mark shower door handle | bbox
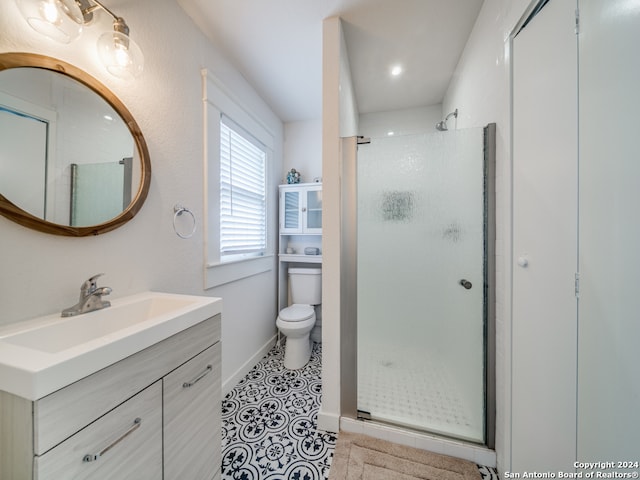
[459,279,472,290]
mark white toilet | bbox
[276,267,322,369]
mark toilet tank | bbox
[289,268,322,305]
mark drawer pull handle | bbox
[183,365,213,388]
[82,417,142,463]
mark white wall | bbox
[358,105,442,138]
[280,105,442,183]
[283,119,322,183]
[0,0,283,390]
[442,0,532,471]
[318,16,359,433]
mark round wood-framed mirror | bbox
[0,52,151,236]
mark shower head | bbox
[435,109,458,131]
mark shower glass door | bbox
[70,158,132,226]
[356,127,487,443]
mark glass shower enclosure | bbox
[70,157,133,226]
[355,125,495,444]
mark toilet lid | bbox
[279,304,314,322]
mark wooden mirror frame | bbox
[0,52,151,236]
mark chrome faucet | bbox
[61,274,112,317]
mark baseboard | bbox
[222,334,277,397]
[317,409,340,434]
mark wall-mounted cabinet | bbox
[278,183,322,264]
[278,183,322,309]
[279,183,322,235]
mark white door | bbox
[577,0,640,463]
[0,106,47,218]
[511,0,578,471]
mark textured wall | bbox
[0,0,283,388]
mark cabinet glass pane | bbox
[306,190,322,229]
[284,191,299,229]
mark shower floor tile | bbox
[359,342,483,442]
[221,342,499,479]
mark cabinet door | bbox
[280,188,302,233]
[303,186,322,233]
[35,381,162,480]
[164,343,221,480]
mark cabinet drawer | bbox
[34,315,220,454]
[164,343,221,480]
[35,381,162,480]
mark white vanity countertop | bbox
[0,291,222,400]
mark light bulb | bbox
[97,30,144,80]
[41,1,60,23]
[114,44,131,67]
[15,0,83,43]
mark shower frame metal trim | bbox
[340,125,497,450]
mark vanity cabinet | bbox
[0,315,221,480]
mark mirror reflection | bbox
[0,67,140,227]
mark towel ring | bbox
[173,204,196,239]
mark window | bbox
[220,116,267,260]
[203,70,275,288]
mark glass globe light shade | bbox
[15,0,84,44]
[97,30,144,80]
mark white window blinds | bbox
[220,115,267,258]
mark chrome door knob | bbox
[517,257,529,268]
[459,279,472,290]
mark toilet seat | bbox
[279,304,314,322]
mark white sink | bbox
[0,292,222,400]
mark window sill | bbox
[205,254,274,289]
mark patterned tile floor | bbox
[221,343,336,479]
[221,343,499,479]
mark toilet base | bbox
[283,335,312,369]
[310,324,322,344]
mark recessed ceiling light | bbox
[391,65,403,76]
[387,131,395,136]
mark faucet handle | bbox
[80,273,105,296]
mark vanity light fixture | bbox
[14,0,84,43]
[14,0,144,80]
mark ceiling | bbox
[176,0,484,123]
